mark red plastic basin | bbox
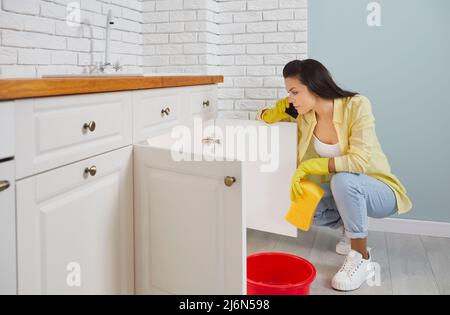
[247,252,316,295]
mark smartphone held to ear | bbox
[285,103,298,119]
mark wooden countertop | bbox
[0,75,224,101]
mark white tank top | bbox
[313,134,343,158]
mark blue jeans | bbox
[313,172,398,239]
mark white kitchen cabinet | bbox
[15,92,133,179]
[134,118,297,295]
[16,146,134,295]
[12,80,297,295]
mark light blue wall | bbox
[309,0,450,222]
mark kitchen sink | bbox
[41,73,145,78]
[40,73,211,78]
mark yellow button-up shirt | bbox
[256,95,412,214]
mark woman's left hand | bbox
[290,157,330,201]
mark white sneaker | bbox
[336,234,351,256]
[331,249,375,291]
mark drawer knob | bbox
[203,100,210,108]
[161,107,171,117]
[224,176,236,187]
[83,121,96,132]
[0,180,10,192]
[84,166,97,177]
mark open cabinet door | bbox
[212,119,298,238]
[134,144,246,295]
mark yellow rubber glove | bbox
[260,97,291,124]
[290,158,330,201]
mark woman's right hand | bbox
[257,97,291,124]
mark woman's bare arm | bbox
[328,157,336,173]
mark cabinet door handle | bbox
[202,137,221,145]
[0,180,10,192]
[224,176,236,187]
[161,107,171,117]
[203,100,210,108]
[84,166,97,177]
[83,121,96,132]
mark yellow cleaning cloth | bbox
[285,180,325,231]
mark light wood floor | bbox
[247,227,450,295]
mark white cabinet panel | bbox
[15,92,133,179]
[0,102,14,159]
[0,160,16,294]
[16,146,134,294]
[134,145,245,295]
[213,119,298,237]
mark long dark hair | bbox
[283,59,358,99]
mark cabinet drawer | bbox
[189,86,217,120]
[15,92,132,179]
[132,88,185,143]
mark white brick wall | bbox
[0,0,308,119]
[141,0,308,119]
[0,0,143,77]
[218,0,307,119]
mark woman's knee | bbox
[330,172,363,197]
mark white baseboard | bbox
[368,217,450,238]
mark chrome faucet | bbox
[92,9,121,74]
[104,10,113,69]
